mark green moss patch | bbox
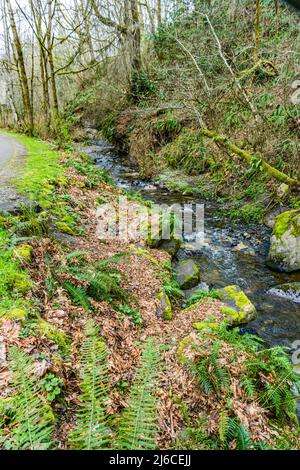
[0,229,32,316]
[273,209,300,240]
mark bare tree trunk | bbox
[254,0,261,62]
[129,0,142,101]
[157,0,162,28]
[2,0,19,125]
[30,37,34,132]
[6,0,34,134]
[47,0,59,118]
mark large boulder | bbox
[159,238,182,257]
[216,285,257,324]
[175,259,200,289]
[267,209,300,272]
[268,282,300,303]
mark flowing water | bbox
[82,140,300,349]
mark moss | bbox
[220,306,241,322]
[273,209,300,240]
[34,319,70,354]
[13,244,32,263]
[55,221,76,235]
[157,291,173,320]
[175,259,200,289]
[217,285,256,324]
[0,308,28,321]
[192,322,219,331]
[12,272,32,292]
[129,245,160,266]
[158,129,211,175]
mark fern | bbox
[195,340,229,395]
[5,347,55,450]
[225,418,253,450]
[69,320,111,450]
[61,253,130,307]
[64,251,88,263]
[63,281,92,311]
[241,375,256,399]
[219,409,229,446]
[234,423,253,450]
[196,361,213,394]
[117,338,160,450]
[245,347,300,419]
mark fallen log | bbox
[200,128,300,188]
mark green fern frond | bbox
[5,347,55,450]
[117,338,160,450]
[195,340,229,395]
[241,375,256,399]
[65,251,88,264]
[95,253,127,270]
[63,281,92,311]
[69,320,111,450]
[61,253,129,306]
[219,409,229,445]
[196,361,213,394]
[234,423,253,450]
[225,418,253,450]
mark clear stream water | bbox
[82,140,300,349]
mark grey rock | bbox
[175,259,200,289]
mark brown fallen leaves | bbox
[0,160,298,449]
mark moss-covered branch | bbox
[201,128,300,187]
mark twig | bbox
[204,13,259,120]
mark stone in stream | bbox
[267,209,300,272]
[175,259,200,289]
[216,285,257,324]
[232,242,255,255]
[159,238,182,257]
[267,282,300,303]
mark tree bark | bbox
[129,0,142,101]
[6,0,34,135]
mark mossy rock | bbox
[267,209,300,272]
[13,243,32,263]
[156,291,172,320]
[159,238,182,257]
[175,259,200,289]
[216,285,257,325]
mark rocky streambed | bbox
[81,140,300,349]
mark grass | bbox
[0,130,81,235]
[0,131,98,235]
[1,131,63,209]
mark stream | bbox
[82,140,300,351]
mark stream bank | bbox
[81,139,300,349]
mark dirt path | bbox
[0,132,27,212]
